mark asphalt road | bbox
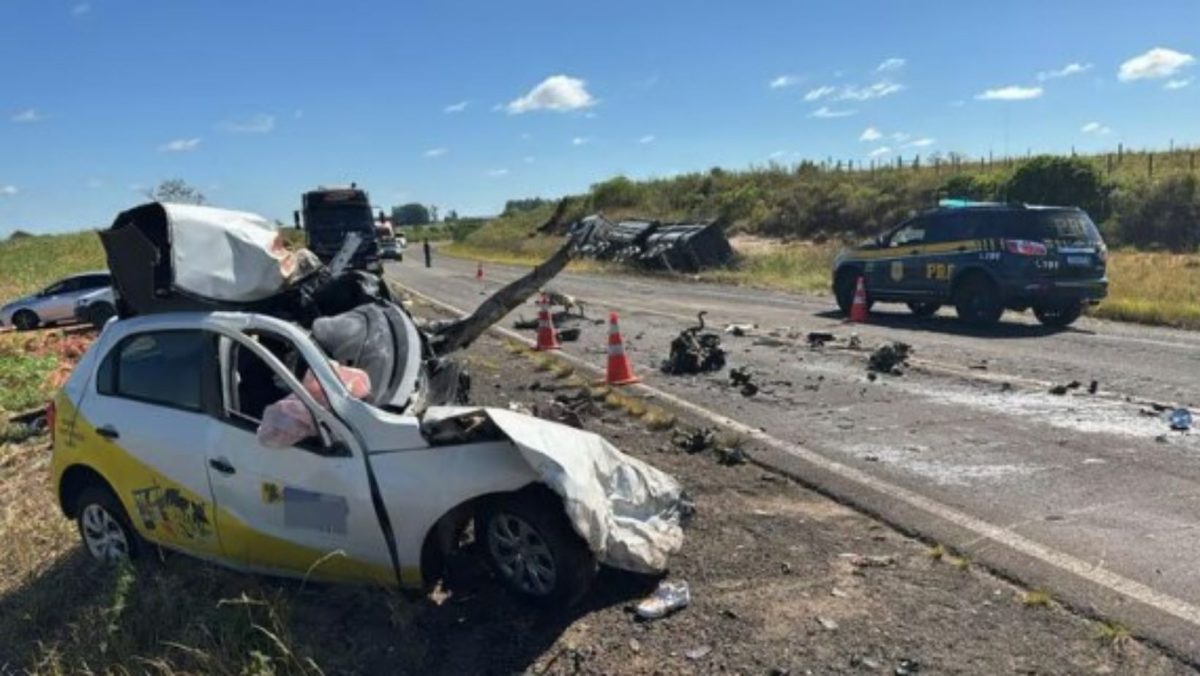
[389,254,1200,662]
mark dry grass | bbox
[1022,589,1053,607]
[643,407,677,431]
[1092,250,1200,329]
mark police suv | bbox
[832,201,1108,327]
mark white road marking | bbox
[403,282,1200,631]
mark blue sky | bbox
[1,0,1198,235]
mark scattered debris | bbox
[685,645,713,660]
[867,342,912,375]
[1048,380,1082,396]
[1088,380,1099,395]
[816,616,839,632]
[512,316,539,330]
[715,445,749,466]
[724,322,757,336]
[752,336,788,347]
[894,658,922,675]
[847,333,862,350]
[841,553,897,568]
[635,579,691,620]
[1170,408,1193,432]
[557,327,581,342]
[730,367,758,397]
[807,332,836,348]
[568,214,733,272]
[661,312,727,375]
[969,360,989,371]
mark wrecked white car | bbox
[49,202,686,607]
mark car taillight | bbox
[1003,239,1048,256]
[46,399,56,445]
[1096,245,1108,263]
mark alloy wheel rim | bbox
[487,513,557,595]
[81,504,129,562]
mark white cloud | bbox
[571,136,590,146]
[423,147,447,158]
[11,108,41,123]
[810,106,856,118]
[839,81,904,101]
[506,74,596,114]
[71,3,90,16]
[769,150,787,159]
[905,137,935,148]
[158,137,201,152]
[443,101,469,113]
[221,113,275,133]
[1119,47,1195,82]
[1164,78,1192,90]
[876,58,906,72]
[868,146,892,158]
[804,85,837,101]
[975,85,1043,101]
[487,168,509,177]
[1037,62,1093,81]
[859,126,882,141]
[638,134,656,144]
[1081,121,1112,135]
[0,185,17,196]
[890,131,911,142]
[769,75,800,89]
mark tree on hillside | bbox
[1114,174,1200,251]
[1004,156,1110,220]
[392,203,431,226]
[445,209,459,222]
[150,179,206,205]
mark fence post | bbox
[1191,152,1196,172]
[1106,153,1113,173]
[1118,143,1123,163]
[1148,153,1154,179]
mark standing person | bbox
[423,238,432,268]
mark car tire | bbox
[1033,303,1083,328]
[478,489,597,608]
[75,485,140,563]
[12,309,40,331]
[834,269,861,315]
[954,274,1004,326]
[906,302,941,318]
[84,301,116,329]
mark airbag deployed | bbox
[422,406,685,574]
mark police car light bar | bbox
[937,198,1007,209]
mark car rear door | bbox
[914,212,974,299]
[204,332,397,586]
[78,329,225,558]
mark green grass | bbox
[0,231,106,301]
[0,334,60,414]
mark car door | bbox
[36,278,80,322]
[906,213,965,299]
[876,218,930,298]
[204,331,397,586]
[79,329,225,558]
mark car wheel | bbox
[12,309,39,331]
[76,486,139,563]
[84,301,116,329]
[1033,303,1083,328]
[478,490,597,608]
[906,302,941,318]
[834,269,861,315]
[954,275,1003,325]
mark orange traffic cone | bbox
[476,261,484,281]
[534,294,560,351]
[605,312,641,385]
[849,276,870,323]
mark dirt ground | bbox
[0,313,1195,674]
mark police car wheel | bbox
[954,276,1003,325]
[906,302,941,318]
[1033,303,1083,328]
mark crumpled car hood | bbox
[422,406,686,574]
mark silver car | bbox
[0,271,112,331]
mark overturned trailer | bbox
[567,213,733,273]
